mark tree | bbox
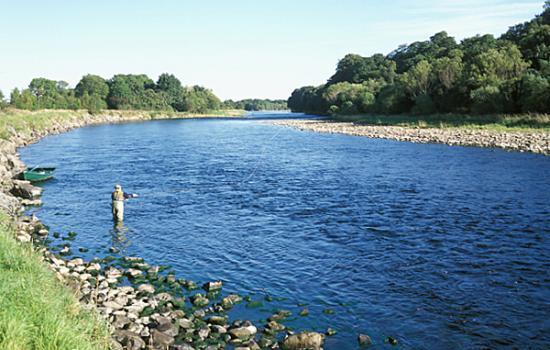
[461,34,499,61]
[520,73,550,112]
[470,85,504,114]
[388,31,458,73]
[107,74,155,109]
[374,84,411,114]
[432,50,464,90]
[75,75,109,99]
[156,73,184,107]
[328,53,396,85]
[463,43,528,112]
[75,75,109,111]
[56,80,69,92]
[180,86,221,113]
[288,86,326,114]
[222,99,287,111]
[12,89,37,110]
[401,60,433,98]
[0,90,6,109]
[320,82,376,114]
[29,78,58,98]
[10,88,20,107]
[518,24,550,70]
[107,75,133,109]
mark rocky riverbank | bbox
[0,110,336,350]
[271,119,550,155]
[13,214,329,350]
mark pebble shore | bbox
[0,111,335,350]
[271,119,550,155]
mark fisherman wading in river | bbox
[111,184,137,222]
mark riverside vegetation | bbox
[0,213,110,350]
[0,73,286,114]
[288,2,550,118]
[0,110,336,350]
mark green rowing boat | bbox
[22,166,56,182]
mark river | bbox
[20,112,550,349]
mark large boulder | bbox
[10,180,42,200]
[229,325,257,340]
[113,330,146,350]
[151,329,175,348]
[281,332,325,350]
[0,192,19,214]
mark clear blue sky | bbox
[0,0,544,100]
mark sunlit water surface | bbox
[21,112,550,349]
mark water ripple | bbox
[20,115,550,349]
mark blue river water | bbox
[20,112,550,349]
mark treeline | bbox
[288,2,550,115]
[2,73,222,113]
[0,90,6,109]
[222,99,288,111]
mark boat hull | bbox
[22,168,55,182]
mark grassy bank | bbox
[0,108,246,140]
[0,213,109,350]
[330,113,550,132]
[0,108,253,348]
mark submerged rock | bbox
[385,336,398,346]
[358,333,373,347]
[191,293,209,307]
[265,320,285,334]
[207,315,228,326]
[281,332,324,350]
[203,280,223,292]
[221,294,242,309]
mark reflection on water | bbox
[21,114,550,349]
[110,221,138,255]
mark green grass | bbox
[0,213,110,350]
[0,109,87,140]
[0,108,246,141]
[331,113,550,132]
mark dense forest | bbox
[288,2,550,116]
[222,99,288,111]
[1,74,222,113]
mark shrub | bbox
[470,85,504,114]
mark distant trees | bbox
[7,73,225,113]
[0,90,6,109]
[75,75,109,112]
[288,3,550,115]
[180,86,221,113]
[9,78,81,110]
[223,99,288,111]
[156,73,184,108]
[107,74,161,110]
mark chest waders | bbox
[112,190,125,222]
